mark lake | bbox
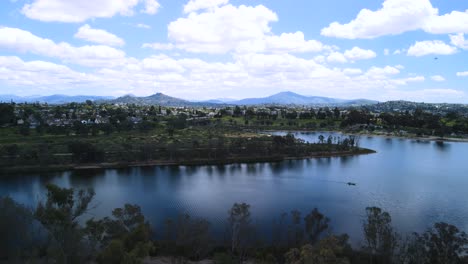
[1,132,467,244]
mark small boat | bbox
[347,182,357,186]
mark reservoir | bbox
[1,132,467,243]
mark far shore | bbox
[0,148,375,175]
[260,129,468,143]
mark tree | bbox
[363,207,399,264]
[68,141,104,163]
[304,208,330,244]
[285,236,350,264]
[0,197,39,261]
[86,204,153,264]
[318,135,325,144]
[0,103,15,125]
[35,184,95,264]
[172,214,213,260]
[425,222,468,264]
[288,210,304,248]
[227,203,254,262]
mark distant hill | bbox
[111,93,220,107]
[1,91,378,106]
[0,94,114,104]
[229,91,378,106]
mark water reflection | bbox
[1,133,467,243]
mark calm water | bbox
[1,132,467,243]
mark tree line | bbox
[1,184,467,264]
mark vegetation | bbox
[1,184,467,263]
[0,102,376,174]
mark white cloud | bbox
[136,23,151,29]
[384,49,390,56]
[168,4,278,54]
[344,47,377,61]
[0,56,98,89]
[237,32,328,54]
[74,24,125,46]
[343,68,363,75]
[321,0,468,39]
[365,66,400,77]
[457,71,468,77]
[21,0,160,22]
[0,26,127,67]
[183,0,229,13]
[142,43,175,50]
[450,33,468,50]
[407,40,457,56]
[327,52,347,63]
[326,47,376,63]
[1,50,465,102]
[141,0,160,14]
[431,75,445,81]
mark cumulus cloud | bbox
[0,56,99,89]
[168,4,278,54]
[141,0,160,14]
[431,75,445,81]
[74,24,125,46]
[321,0,468,39]
[344,47,377,61]
[183,0,229,13]
[166,3,329,55]
[237,32,329,54]
[343,68,363,75]
[457,71,468,77]
[0,26,127,67]
[450,33,468,50]
[327,47,377,63]
[21,0,160,22]
[407,40,457,56]
[1,50,465,102]
[327,52,347,63]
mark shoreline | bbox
[260,129,468,143]
[0,148,375,175]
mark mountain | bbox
[200,98,237,104]
[1,91,378,106]
[111,93,220,107]
[230,91,378,106]
[0,94,113,104]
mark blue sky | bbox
[0,0,467,102]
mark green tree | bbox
[0,197,39,261]
[425,222,468,264]
[227,203,254,262]
[0,103,15,125]
[35,184,95,264]
[304,208,330,244]
[363,207,399,264]
[86,204,153,264]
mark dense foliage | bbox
[1,185,467,264]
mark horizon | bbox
[0,0,467,103]
[3,90,468,104]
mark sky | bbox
[0,0,467,103]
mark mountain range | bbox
[0,91,378,106]
[0,94,114,104]
[110,91,378,106]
